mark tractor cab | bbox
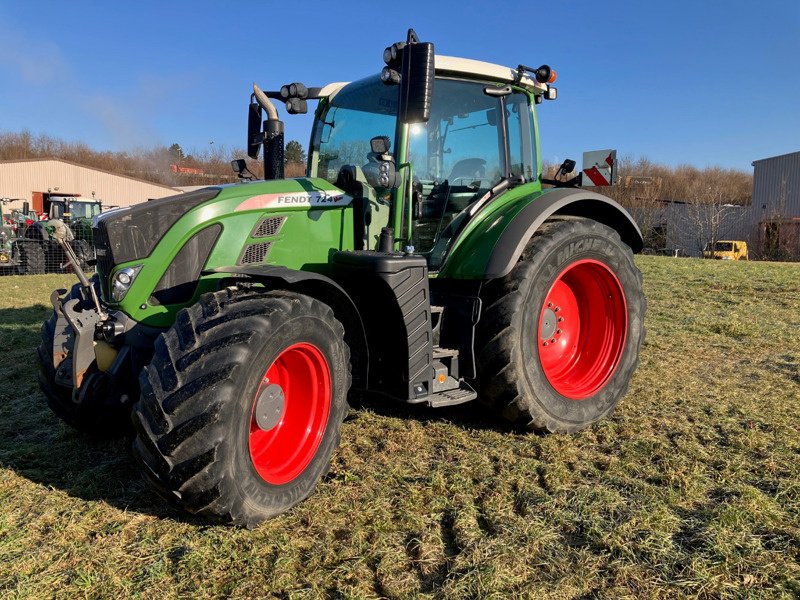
[309,72,538,267]
[47,196,102,223]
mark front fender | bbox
[204,265,369,390]
[438,187,643,280]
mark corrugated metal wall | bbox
[752,151,800,220]
[664,203,752,257]
[0,159,180,211]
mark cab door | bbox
[407,78,536,262]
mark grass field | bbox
[0,257,798,599]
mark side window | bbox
[309,76,398,185]
[314,106,395,184]
[506,93,536,180]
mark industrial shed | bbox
[752,151,800,259]
[0,158,180,212]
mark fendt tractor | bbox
[16,196,100,274]
[38,31,645,527]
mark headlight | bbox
[111,265,142,301]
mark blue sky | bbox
[1,0,798,171]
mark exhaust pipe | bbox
[252,83,284,180]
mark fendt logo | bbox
[235,190,352,211]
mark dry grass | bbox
[0,258,798,599]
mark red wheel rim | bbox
[537,259,627,400]
[249,343,332,485]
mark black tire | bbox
[36,283,132,437]
[131,288,351,527]
[19,241,45,274]
[71,239,92,272]
[476,217,645,433]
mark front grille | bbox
[96,187,221,266]
[252,216,286,238]
[239,242,272,264]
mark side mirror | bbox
[557,159,576,177]
[398,40,434,124]
[247,102,262,159]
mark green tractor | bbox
[16,196,100,274]
[0,198,18,268]
[38,31,645,527]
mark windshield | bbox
[310,76,398,184]
[706,242,733,252]
[70,202,102,219]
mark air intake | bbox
[239,242,272,264]
[252,216,286,238]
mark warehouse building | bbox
[0,158,180,213]
[751,151,800,260]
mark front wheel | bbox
[476,217,646,432]
[131,288,351,527]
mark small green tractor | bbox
[0,198,18,268]
[14,196,100,274]
[38,31,645,527]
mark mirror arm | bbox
[541,173,582,188]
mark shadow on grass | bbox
[353,392,517,434]
[0,306,515,523]
[0,306,203,523]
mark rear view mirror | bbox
[231,159,246,173]
[247,102,262,159]
[398,39,434,124]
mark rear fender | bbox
[204,265,369,390]
[440,188,643,280]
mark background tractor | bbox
[0,198,19,268]
[37,30,645,527]
[13,196,100,274]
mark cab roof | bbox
[319,54,550,100]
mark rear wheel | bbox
[476,217,645,432]
[19,242,45,274]
[132,288,351,527]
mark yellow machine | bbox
[702,240,748,260]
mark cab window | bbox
[409,78,536,255]
[310,76,398,184]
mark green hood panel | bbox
[106,178,353,327]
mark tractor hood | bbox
[94,178,349,269]
[92,178,351,314]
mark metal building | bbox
[0,158,180,212]
[752,151,800,259]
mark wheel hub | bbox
[248,342,332,485]
[539,307,558,341]
[254,383,285,431]
[536,259,627,400]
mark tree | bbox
[168,143,185,162]
[284,140,306,165]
